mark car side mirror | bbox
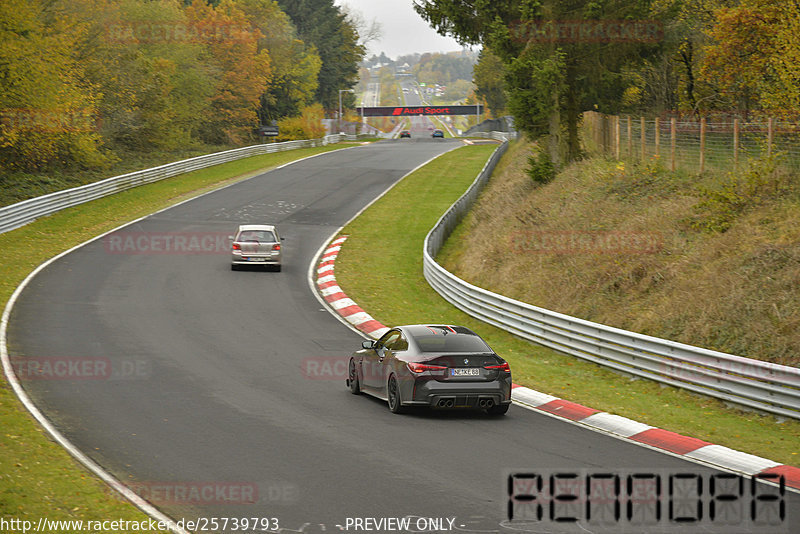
[362,340,375,350]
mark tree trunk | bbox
[548,83,561,170]
[565,64,580,162]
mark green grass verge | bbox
[0,142,356,531]
[334,143,800,467]
[0,142,251,208]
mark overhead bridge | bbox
[356,105,482,117]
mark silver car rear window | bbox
[238,230,276,242]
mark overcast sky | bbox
[334,0,467,59]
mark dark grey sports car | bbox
[346,324,512,415]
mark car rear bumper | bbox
[231,253,280,265]
[407,377,512,408]
[231,259,281,265]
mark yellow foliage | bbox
[276,104,326,141]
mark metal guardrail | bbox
[423,139,800,420]
[466,131,517,142]
[0,134,361,235]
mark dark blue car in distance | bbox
[347,324,512,415]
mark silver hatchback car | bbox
[230,224,282,271]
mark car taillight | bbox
[484,362,511,372]
[407,362,447,373]
[272,243,281,251]
[232,243,241,250]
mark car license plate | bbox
[247,257,266,262]
[451,368,480,377]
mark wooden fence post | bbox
[768,117,774,157]
[640,116,646,160]
[733,118,739,169]
[627,116,632,159]
[670,118,676,172]
[699,117,706,174]
[615,115,620,160]
[655,117,660,158]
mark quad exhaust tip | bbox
[436,398,495,408]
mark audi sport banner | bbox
[356,105,481,117]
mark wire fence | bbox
[583,111,800,174]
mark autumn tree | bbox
[184,0,271,144]
[0,0,104,170]
[702,0,800,116]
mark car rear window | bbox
[238,230,276,242]
[414,334,491,353]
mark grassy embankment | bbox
[334,141,800,467]
[0,143,354,531]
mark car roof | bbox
[237,224,276,232]
[398,324,477,336]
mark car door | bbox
[362,330,400,393]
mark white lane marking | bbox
[0,146,361,532]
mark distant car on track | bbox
[432,129,444,138]
[347,324,512,415]
[230,224,282,271]
[399,130,411,138]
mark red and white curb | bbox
[315,235,800,492]
[316,236,389,339]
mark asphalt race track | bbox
[7,141,798,533]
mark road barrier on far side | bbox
[0,134,364,235]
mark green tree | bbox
[81,0,216,150]
[276,0,364,111]
[473,48,507,118]
[413,52,475,86]
[414,0,665,166]
[235,0,321,122]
